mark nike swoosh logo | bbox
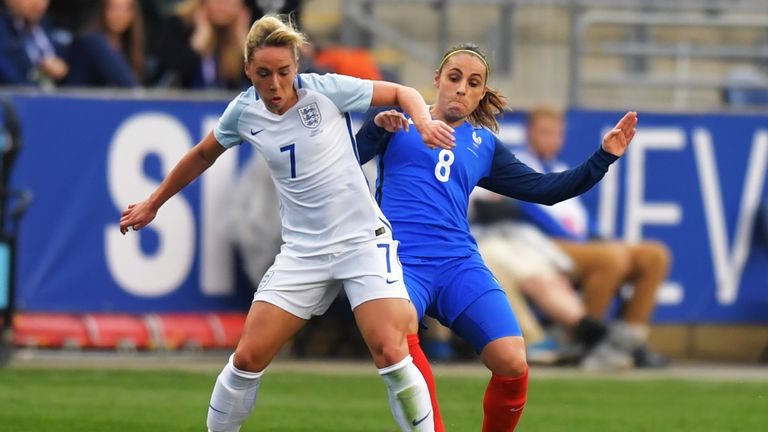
[209,404,228,415]
[412,410,431,426]
[386,278,400,284]
[251,128,265,135]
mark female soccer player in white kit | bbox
[118,15,456,432]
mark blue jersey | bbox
[355,107,618,259]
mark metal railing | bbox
[570,9,768,108]
[340,0,518,73]
[340,0,768,110]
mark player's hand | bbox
[191,8,213,54]
[413,119,455,150]
[119,200,158,235]
[601,111,637,157]
[40,56,68,80]
[374,110,409,133]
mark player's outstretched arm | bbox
[370,81,455,150]
[479,111,638,205]
[601,111,637,157]
[119,131,226,234]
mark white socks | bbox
[378,355,434,432]
[206,355,263,432]
[610,321,649,351]
[206,354,434,432]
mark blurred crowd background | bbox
[4,0,768,109]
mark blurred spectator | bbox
[472,196,633,369]
[65,0,145,88]
[0,0,69,86]
[516,106,671,368]
[156,0,251,89]
[722,65,768,107]
[224,153,282,288]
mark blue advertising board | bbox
[10,94,255,312]
[497,110,768,323]
[7,93,768,322]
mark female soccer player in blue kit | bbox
[355,43,637,432]
[119,15,456,432]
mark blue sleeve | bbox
[213,88,252,148]
[517,201,583,241]
[477,136,618,205]
[354,106,400,164]
[298,73,374,112]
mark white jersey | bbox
[214,73,389,256]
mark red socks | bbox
[482,367,529,432]
[407,333,528,432]
[407,334,445,432]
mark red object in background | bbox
[208,313,246,348]
[147,314,219,349]
[13,313,90,348]
[11,312,247,350]
[314,48,383,81]
[82,314,152,350]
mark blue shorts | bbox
[402,253,522,353]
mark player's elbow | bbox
[195,147,217,168]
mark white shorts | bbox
[253,235,409,319]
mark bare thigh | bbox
[354,297,417,368]
[233,300,307,372]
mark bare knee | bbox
[481,338,528,377]
[520,274,551,296]
[601,243,633,277]
[368,334,409,366]
[640,241,672,273]
[233,345,272,373]
[365,310,412,365]
[489,351,528,377]
[356,299,416,367]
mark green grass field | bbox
[1,368,766,431]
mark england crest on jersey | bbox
[298,103,321,128]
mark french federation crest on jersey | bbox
[472,130,483,148]
[298,103,321,129]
